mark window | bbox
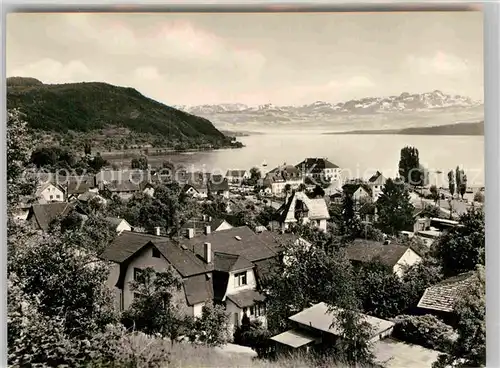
[50,195,53,200]
[234,271,247,287]
[152,248,161,258]
[249,306,254,316]
[56,195,60,199]
[133,268,144,283]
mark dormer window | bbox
[234,271,247,287]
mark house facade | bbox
[296,158,342,184]
[36,183,65,203]
[276,191,330,232]
[367,171,387,200]
[105,217,133,233]
[226,170,250,185]
[100,226,282,333]
[263,164,304,197]
[346,239,422,278]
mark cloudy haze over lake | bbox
[7,11,483,106]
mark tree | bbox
[123,267,190,344]
[474,191,485,203]
[375,178,415,236]
[312,185,325,198]
[283,183,292,195]
[131,154,148,170]
[249,167,261,184]
[84,142,92,155]
[448,170,456,198]
[455,166,461,194]
[429,185,440,204]
[459,172,467,200]
[432,208,484,277]
[399,146,422,186]
[298,183,307,192]
[7,109,38,209]
[341,193,361,240]
[195,301,230,346]
[433,266,485,368]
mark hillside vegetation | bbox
[7,77,239,150]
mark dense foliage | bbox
[399,146,423,186]
[375,178,415,235]
[392,315,455,352]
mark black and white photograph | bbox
[6,8,485,367]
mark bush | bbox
[474,191,484,203]
[392,314,455,352]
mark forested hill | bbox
[7,77,236,148]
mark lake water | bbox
[145,133,485,187]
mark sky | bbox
[6,11,483,106]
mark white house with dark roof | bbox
[345,239,422,278]
[275,191,330,232]
[35,182,65,203]
[105,217,133,233]
[367,171,388,200]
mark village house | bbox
[100,230,213,316]
[96,169,150,186]
[104,180,143,200]
[225,170,250,185]
[100,226,283,332]
[367,171,388,200]
[77,191,108,205]
[263,164,304,197]
[182,182,208,199]
[275,190,330,232]
[295,157,342,183]
[342,183,372,202]
[35,182,65,203]
[66,181,97,201]
[345,239,422,278]
[26,202,74,232]
[208,175,230,198]
[271,302,395,354]
[417,271,475,326]
[105,217,133,233]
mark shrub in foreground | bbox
[392,314,455,352]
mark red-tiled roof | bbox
[345,239,412,268]
[214,252,254,272]
[183,274,214,305]
[28,202,73,231]
[226,289,266,308]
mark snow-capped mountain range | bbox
[174,91,482,116]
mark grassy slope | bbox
[6,77,228,144]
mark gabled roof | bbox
[100,231,211,277]
[289,302,395,339]
[265,164,302,183]
[29,202,73,231]
[226,289,266,308]
[276,191,330,224]
[417,271,476,312]
[345,239,414,268]
[105,217,130,228]
[107,180,142,193]
[35,182,64,196]
[214,252,254,272]
[183,274,214,305]
[368,171,387,185]
[296,158,340,172]
[343,183,372,197]
[208,178,230,192]
[226,170,248,177]
[78,191,106,203]
[67,181,92,196]
[181,226,278,263]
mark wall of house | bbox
[393,249,422,277]
[353,187,370,202]
[39,185,65,203]
[216,221,233,232]
[143,187,155,197]
[122,245,192,313]
[271,179,304,196]
[225,268,257,296]
[192,302,205,318]
[226,299,244,332]
[116,220,132,233]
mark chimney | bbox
[155,227,161,236]
[204,242,212,263]
[204,225,211,235]
[186,228,194,239]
